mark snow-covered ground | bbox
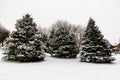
[0,49,120,80]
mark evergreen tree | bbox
[3,14,45,62]
[80,18,115,63]
[48,26,79,58]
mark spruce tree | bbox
[80,18,115,63]
[49,26,79,58]
[3,14,45,62]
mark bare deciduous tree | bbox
[0,23,10,46]
[37,26,50,52]
[70,25,86,49]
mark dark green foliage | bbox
[48,26,79,58]
[80,18,115,63]
[3,14,45,62]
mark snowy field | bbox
[0,49,120,80]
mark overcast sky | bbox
[0,0,120,44]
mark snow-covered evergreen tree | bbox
[3,14,45,62]
[80,18,115,63]
[48,26,79,58]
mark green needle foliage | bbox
[80,18,115,63]
[3,14,45,62]
[48,26,79,58]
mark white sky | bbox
[0,0,120,44]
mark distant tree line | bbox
[1,13,118,63]
[0,23,9,46]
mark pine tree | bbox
[3,14,45,62]
[49,26,79,58]
[80,18,115,63]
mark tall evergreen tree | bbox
[48,26,79,58]
[3,14,45,62]
[80,18,115,63]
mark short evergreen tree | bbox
[80,18,115,63]
[48,26,79,58]
[3,14,45,62]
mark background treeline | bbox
[0,13,119,63]
[0,23,9,47]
